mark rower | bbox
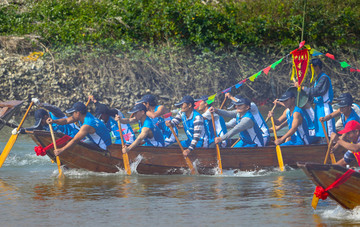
[320,93,360,131]
[165,95,209,156]
[334,93,360,131]
[116,103,164,154]
[295,58,335,142]
[225,93,270,145]
[196,95,227,148]
[268,91,311,146]
[210,96,264,148]
[47,102,112,155]
[330,120,360,167]
[94,103,135,145]
[136,94,177,146]
[12,98,79,138]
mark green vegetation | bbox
[0,0,359,107]
[1,0,359,52]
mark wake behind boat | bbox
[0,100,23,131]
[29,130,341,175]
[298,162,360,210]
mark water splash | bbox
[321,206,360,221]
[3,153,51,167]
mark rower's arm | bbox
[52,116,76,125]
[220,117,253,141]
[273,109,287,126]
[335,137,360,152]
[127,127,151,151]
[169,112,182,127]
[188,115,204,151]
[303,75,330,97]
[279,112,302,141]
[322,109,341,121]
[57,125,90,152]
[146,105,168,118]
[215,109,237,118]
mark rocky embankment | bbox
[1,36,359,116]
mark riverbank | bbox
[0,36,359,114]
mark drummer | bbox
[330,120,360,167]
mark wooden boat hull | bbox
[298,162,360,209]
[30,130,344,175]
[0,100,23,131]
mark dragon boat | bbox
[28,130,344,175]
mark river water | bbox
[1,116,360,227]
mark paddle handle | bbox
[169,124,197,174]
[320,121,330,144]
[17,101,34,131]
[211,112,222,174]
[231,138,241,148]
[49,124,63,177]
[270,116,284,171]
[219,96,227,110]
[321,121,336,164]
[117,120,131,175]
[324,138,333,164]
[265,104,277,123]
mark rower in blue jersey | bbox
[12,98,79,138]
[320,93,360,131]
[268,91,311,146]
[226,93,270,145]
[116,103,164,154]
[47,102,112,156]
[136,94,177,146]
[165,95,209,156]
[210,97,264,148]
[94,103,135,145]
[295,58,335,141]
[334,93,360,131]
[196,95,228,148]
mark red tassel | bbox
[34,146,47,156]
[314,186,329,200]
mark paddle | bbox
[320,121,336,164]
[231,138,241,148]
[270,115,285,171]
[48,123,64,178]
[0,101,33,168]
[219,96,227,110]
[210,112,223,174]
[169,125,197,175]
[117,120,131,175]
[265,104,277,123]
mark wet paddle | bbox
[49,123,63,178]
[320,121,336,164]
[210,112,223,174]
[270,116,285,171]
[117,120,131,175]
[169,125,197,175]
[0,101,33,168]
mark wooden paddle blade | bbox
[311,193,319,210]
[56,156,63,177]
[123,153,131,175]
[185,157,197,175]
[0,101,33,168]
[117,120,131,175]
[276,145,285,172]
[0,134,18,168]
[216,145,223,174]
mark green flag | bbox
[271,58,283,69]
